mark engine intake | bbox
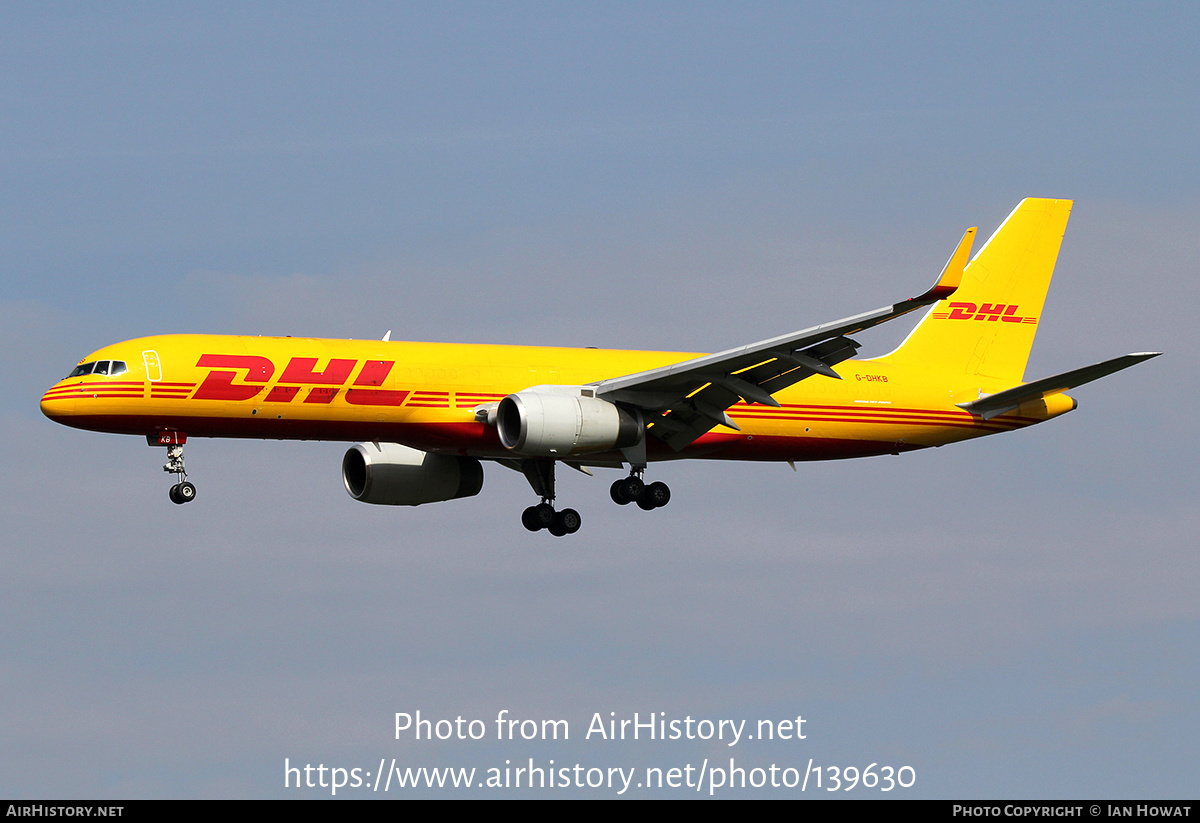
[496,390,642,457]
[342,442,483,506]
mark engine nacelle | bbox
[496,389,642,457]
[342,442,483,506]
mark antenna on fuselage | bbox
[382,330,392,342]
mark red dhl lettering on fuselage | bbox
[193,355,408,406]
[929,302,1038,324]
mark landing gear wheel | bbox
[610,479,632,505]
[533,502,556,529]
[177,482,196,503]
[639,481,670,509]
[548,509,582,537]
[522,505,543,532]
[556,508,581,535]
[619,476,644,503]
[523,503,557,531]
[169,484,183,504]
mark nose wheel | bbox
[169,481,197,504]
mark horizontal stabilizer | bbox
[957,352,1161,420]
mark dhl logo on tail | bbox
[930,303,1038,324]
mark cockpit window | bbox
[67,360,128,378]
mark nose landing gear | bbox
[153,432,196,505]
[168,478,196,505]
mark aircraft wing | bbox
[593,227,977,451]
[956,352,1163,420]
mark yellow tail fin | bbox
[881,198,1073,382]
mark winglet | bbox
[914,226,975,303]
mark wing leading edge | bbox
[593,226,977,451]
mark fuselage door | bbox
[143,350,162,382]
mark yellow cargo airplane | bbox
[41,199,1158,535]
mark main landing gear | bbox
[516,460,672,536]
[519,459,580,536]
[609,470,671,511]
[521,502,581,536]
[154,432,197,505]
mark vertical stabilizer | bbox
[879,198,1073,382]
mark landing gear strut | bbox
[519,459,580,536]
[610,468,670,511]
[154,432,196,505]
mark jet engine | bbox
[496,390,642,457]
[342,442,483,506]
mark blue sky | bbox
[2,3,1197,797]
